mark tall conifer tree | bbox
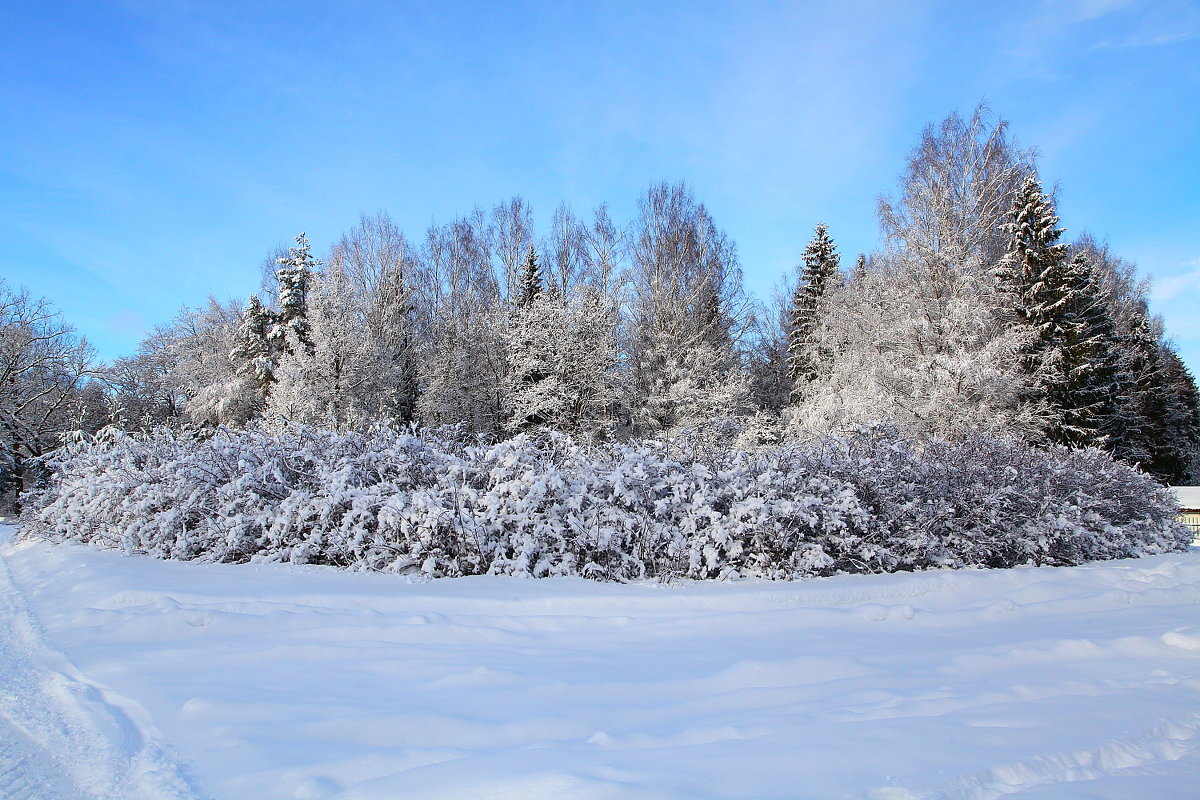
[516,245,543,309]
[1047,254,1122,447]
[1147,349,1200,483]
[507,246,552,431]
[851,253,868,284]
[787,223,840,402]
[229,294,276,394]
[273,232,318,354]
[997,175,1074,435]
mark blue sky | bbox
[2,0,1198,372]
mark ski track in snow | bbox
[2,523,1199,799]
[0,525,205,800]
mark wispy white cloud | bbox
[1017,0,1199,73]
[1090,27,1200,50]
[1076,0,1200,49]
[1152,259,1200,302]
[1053,0,1141,22]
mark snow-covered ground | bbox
[1,525,1198,800]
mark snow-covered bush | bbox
[805,424,1186,571]
[21,423,1188,580]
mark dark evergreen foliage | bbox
[1043,253,1123,448]
[997,174,1072,420]
[787,223,840,402]
[515,245,543,309]
[1142,346,1200,484]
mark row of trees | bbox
[5,105,1198,510]
[0,283,100,506]
[776,109,1200,483]
[112,182,753,444]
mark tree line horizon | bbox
[3,103,1198,506]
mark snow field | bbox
[2,527,1199,799]
[0,526,202,800]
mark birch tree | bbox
[328,212,420,424]
[417,213,507,434]
[626,182,751,437]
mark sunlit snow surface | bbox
[2,525,1198,799]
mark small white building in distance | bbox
[1171,486,1200,543]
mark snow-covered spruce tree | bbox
[1046,253,1125,448]
[491,197,536,308]
[1106,307,1164,470]
[995,173,1073,438]
[1114,312,1200,484]
[271,232,318,355]
[996,174,1070,308]
[229,294,276,401]
[851,253,868,285]
[1067,236,1173,471]
[627,182,752,439]
[515,245,543,309]
[502,205,620,437]
[1149,348,1200,484]
[505,247,556,432]
[787,223,841,403]
[997,186,1198,465]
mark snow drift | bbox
[21,423,1188,580]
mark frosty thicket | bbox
[5,105,1198,576]
[23,424,1188,579]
